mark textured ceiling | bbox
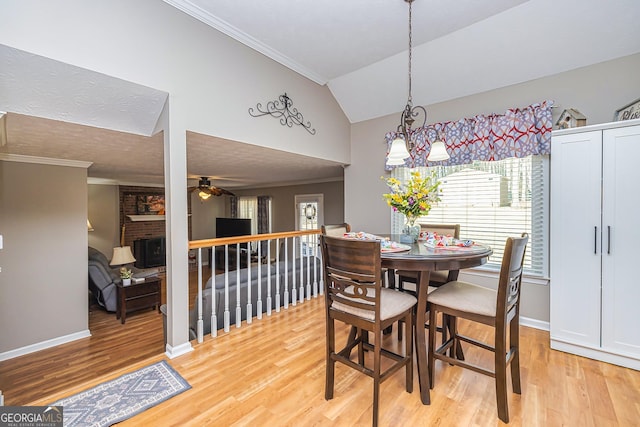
[0,113,345,188]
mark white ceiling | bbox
[167,0,640,122]
[1,0,640,188]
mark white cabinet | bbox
[550,119,640,370]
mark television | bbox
[216,218,252,249]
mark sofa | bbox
[161,256,321,340]
[88,247,159,312]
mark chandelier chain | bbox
[407,0,413,105]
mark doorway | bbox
[295,194,323,256]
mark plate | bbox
[381,245,411,253]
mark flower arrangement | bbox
[382,170,441,224]
[119,267,133,279]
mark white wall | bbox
[0,160,89,356]
[346,53,640,324]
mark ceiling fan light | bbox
[198,190,212,200]
[427,140,449,162]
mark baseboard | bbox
[551,338,640,370]
[0,329,91,362]
[520,316,549,331]
[165,341,193,359]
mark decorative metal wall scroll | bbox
[248,93,316,135]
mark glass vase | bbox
[400,215,420,243]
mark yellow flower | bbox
[381,171,441,218]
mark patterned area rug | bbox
[51,360,191,427]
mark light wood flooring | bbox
[1,294,639,426]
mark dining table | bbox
[380,236,493,405]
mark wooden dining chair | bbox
[395,223,461,342]
[321,222,395,292]
[320,235,417,427]
[427,233,529,423]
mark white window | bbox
[391,155,549,277]
[238,196,258,235]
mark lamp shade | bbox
[387,137,411,166]
[427,140,450,162]
[198,190,211,200]
[110,246,136,266]
[87,219,94,232]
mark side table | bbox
[116,276,161,324]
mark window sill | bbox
[460,266,549,286]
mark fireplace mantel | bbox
[127,215,165,222]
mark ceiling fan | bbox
[188,177,235,200]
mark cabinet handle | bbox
[594,226,598,254]
[607,225,611,255]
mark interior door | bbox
[295,194,324,257]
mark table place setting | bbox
[342,231,412,253]
[421,231,488,254]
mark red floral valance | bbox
[385,100,553,169]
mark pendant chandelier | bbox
[387,0,449,166]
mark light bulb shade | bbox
[427,140,450,162]
[198,190,212,200]
[387,137,411,166]
[386,155,407,166]
[87,219,94,232]
[110,246,136,266]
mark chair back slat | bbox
[419,223,460,239]
[497,233,529,315]
[320,235,382,316]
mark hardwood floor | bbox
[1,296,639,426]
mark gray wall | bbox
[0,161,89,354]
[88,183,120,256]
[346,53,640,325]
[232,180,345,232]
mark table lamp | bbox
[110,246,136,266]
[110,246,136,285]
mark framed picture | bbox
[136,195,165,215]
[613,98,640,121]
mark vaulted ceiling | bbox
[1,0,639,188]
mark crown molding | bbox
[0,153,92,168]
[163,0,327,85]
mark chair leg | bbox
[357,328,365,365]
[405,311,413,393]
[495,325,509,423]
[372,328,382,427]
[427,307,438,389]
[325,317,335,400]
[452,316,464,360]
[510,316,522,394]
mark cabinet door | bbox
[601,125,640,357]
[550,131,602,347]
